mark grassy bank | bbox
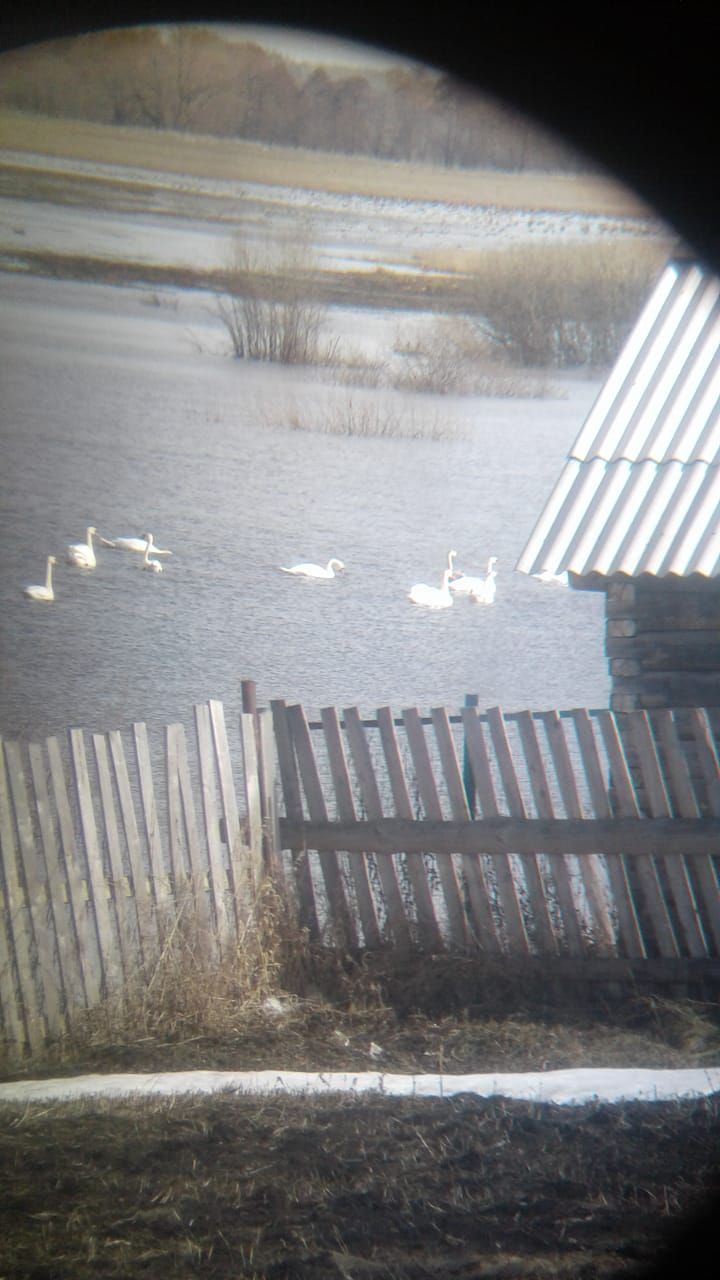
[0,109,656,214]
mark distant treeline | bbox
[0,24,596,172]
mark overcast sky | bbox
[212,23,415,70]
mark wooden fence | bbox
[1,686,720,1063]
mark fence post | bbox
[463,693,479,816]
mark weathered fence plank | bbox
[279,816,720,856]
[0,741,46,1051]
[27,742,84,1019]
[654,709,720,954]
[271,699,319,937]
[344,706,412,947]
[569,710,646,958]
[402,705,468,947]
[486,706,553,954]
[431,707,500,952]
[93,733,139,984]
[516,711,585,956]
[133,721,173,924]
[460,707,528,953]
[47,736,100,1005]
[195,703,234,947]
[168,721,215,952]
[596,710,680,958]
[69,728,121,993]
[258,708,284,888]
[320,707,381,948]
[539,710,615,949]
[107,730,158,967]
[375,705,440,949]
[210,699,249,917]
[287,703,358,947]
[629,711,707,957]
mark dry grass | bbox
[258,392,465,442]
[0,108,656,213]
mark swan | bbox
[469,556,498,605]
[142,534,163,574]
[66,526,97,568]
[99,533,172,556]
[24,555,57,601]
[451,553,498,594]
[280,558,345,578]
[409,567,454,609]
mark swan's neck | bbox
[86,529,95,548]
[46,559,54,590]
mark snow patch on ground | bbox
[2,1067,719,1107]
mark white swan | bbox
[99,533,172,556]
[280,558,345,579]
[24,555,57,601]
[409,567,454,609]
[142,534,163,574]
[469,557,498,605]
[66,526,97,568]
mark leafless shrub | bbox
[471,240,667,368]
[216,237,340,367]
[259,392,465,441]
[393,317,553,396]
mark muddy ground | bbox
[2,1087,718,1279]
[2,956,720,1279]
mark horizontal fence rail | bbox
[1,686,720,1064]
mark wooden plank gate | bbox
[266,697,720,973]
[1,687,720,1063]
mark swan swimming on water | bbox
[24,555,57,601]
[66,526,97,568]
[408,567,454,609]
[142,534,163,574]
[469,556,498,605]
[533,570,569,586]
[99,533,172,556]
[280,558,345,579]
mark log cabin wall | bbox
[604,575,720,817]
[606,577,720,712]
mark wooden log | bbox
[402,705,468,947]
[280,816,720,856]
[610,672,720,707]
[321,706,381,949]
[344,706,412,947]
[271,699,319,937]
[431,707,501,952]
[69,728,120,994]
[287,703,357,948]
[569,710,646,958]
[607,632,720,668]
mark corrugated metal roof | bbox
[516,258,720,580]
